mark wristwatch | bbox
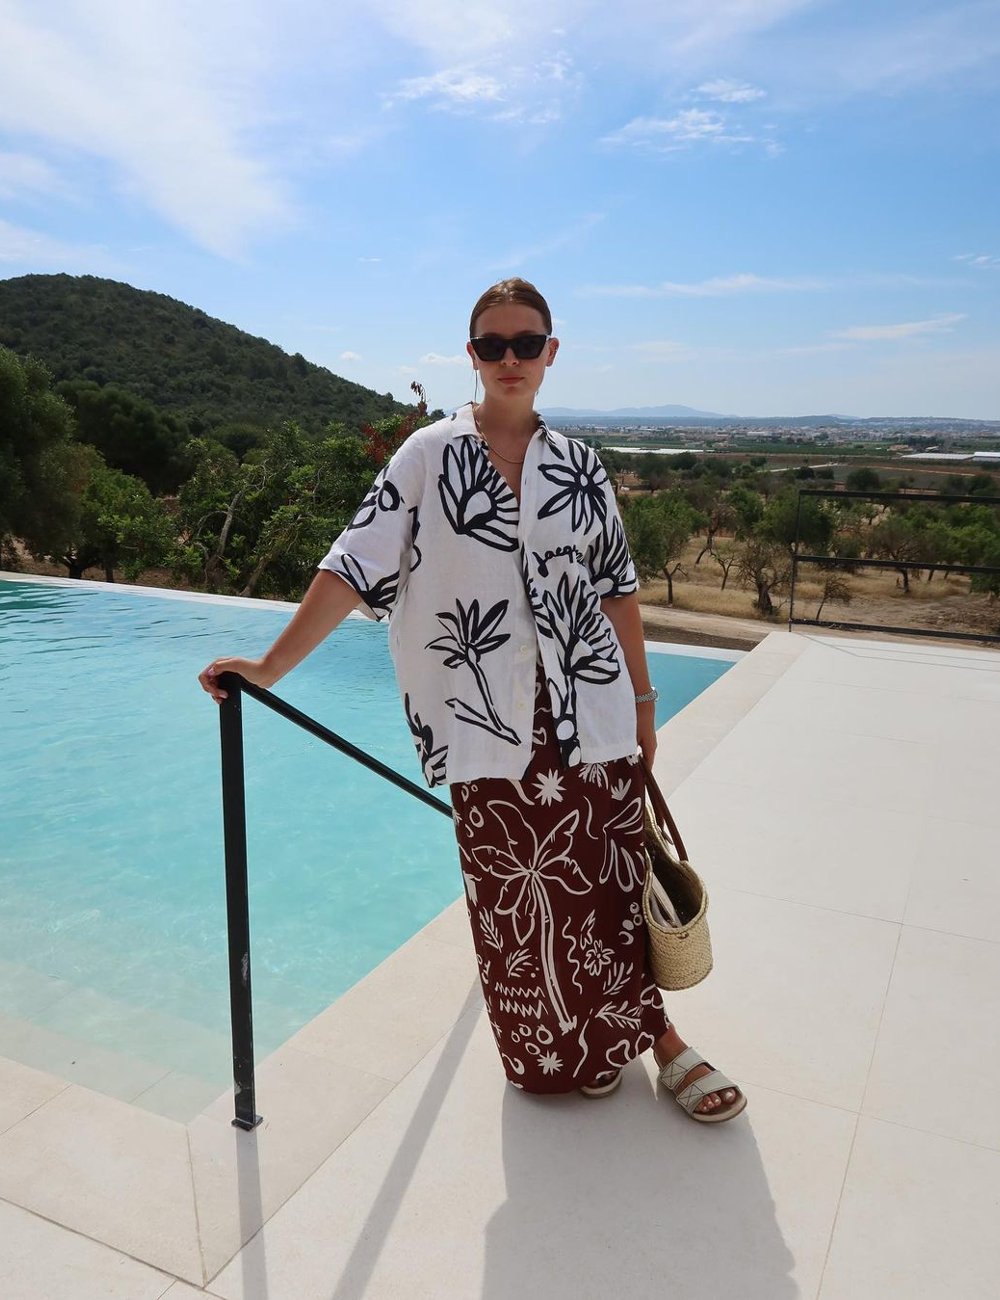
[634,688,659,704]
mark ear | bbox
[466,341,478,368]
[546,337,559,367]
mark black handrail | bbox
[217,671,451,1129]
[789,488,1000,645]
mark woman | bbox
[199,279,745,1123]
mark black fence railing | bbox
[217,671,451,1130]
[789,489,1000,645]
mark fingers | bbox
[199,659,231,703]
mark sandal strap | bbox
[674,1068,739,1115]
[657,1046,707,1093]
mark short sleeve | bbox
[318,437,425,621]
[585,461,638,598]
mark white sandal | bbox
[657,1046,747,1124]
[579,1069,623,1099]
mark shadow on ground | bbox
[482,1071,797,1300]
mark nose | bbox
[500,345,519,364]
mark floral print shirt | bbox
[318,403,640,788]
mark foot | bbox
[653,1026,740,1116]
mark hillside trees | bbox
[0,347,82,567]
[30,448,175,580]
[175,426,368,596]
[0,273,410,433]
[56,379,190,493]
[174,388,429,598]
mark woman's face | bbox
[467,302,559,405]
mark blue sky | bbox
[1,0,998,418]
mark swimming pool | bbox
[0,575,737,1117]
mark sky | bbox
[1,0,999,419]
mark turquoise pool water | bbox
[0,577,735,1096]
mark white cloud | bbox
[601,107,772,153]
[0,152,71,200]
[0,217,122,273]
[581,272,829,297]
[390,68,506,108]
[0,2,293,257]
[490,212,605,272]
[365,0,564,63]
[359,256,382,264]
[695,78,766,102]
[805,4,1000,97]
[418,352,468,366]
[629,340,694,360]
[386,51,581,123]
[339,350,362,362]
[831,314,967,342]
[776,341,854,355]
[954,253,1000,270]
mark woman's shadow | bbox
[481,1067,798,1300]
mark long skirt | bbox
[450,673,671,1093]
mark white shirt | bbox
[318,403,640,787]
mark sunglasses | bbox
[469,333,550,363]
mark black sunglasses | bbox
[469,333,550,363]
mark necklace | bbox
[471,403,533,466]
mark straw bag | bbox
[641,760,713,990]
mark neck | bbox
[475,398,538,441]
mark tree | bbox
[57,379,189,493]
[846,466,882,493]
[969,474,1000,497]
[0,346,80,567]
[684,480,732,563]
[725,483,764,538]
[761,488,835,555]
[870,512,927,592]
[20,443,174,580]
[172,384,430,598]
[735,536,790,617]
[711,539,739,591]
[621,490,697,605]
[813,567,852,621]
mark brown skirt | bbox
[451,673,670,1093]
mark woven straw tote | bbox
[641,759,713,990]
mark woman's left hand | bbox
[636,700,657,767]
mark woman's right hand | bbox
[198,656,277,703]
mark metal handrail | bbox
[789,488,1000,644]
[217,671,451,1129]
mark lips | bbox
[498,377,523,385]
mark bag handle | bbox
[640,757,689,863]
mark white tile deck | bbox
[1,628,998,1298]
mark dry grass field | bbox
[10,534,1000,643]
[641,536,1000,641]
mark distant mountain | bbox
[0,273,408,433]
[542,404,728,419]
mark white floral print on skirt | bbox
[450,673,670,1092]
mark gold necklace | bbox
[471,403,533,466]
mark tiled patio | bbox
[2,629,998,1299]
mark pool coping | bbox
[0,583,791,1289]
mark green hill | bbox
[0,273,407,433]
